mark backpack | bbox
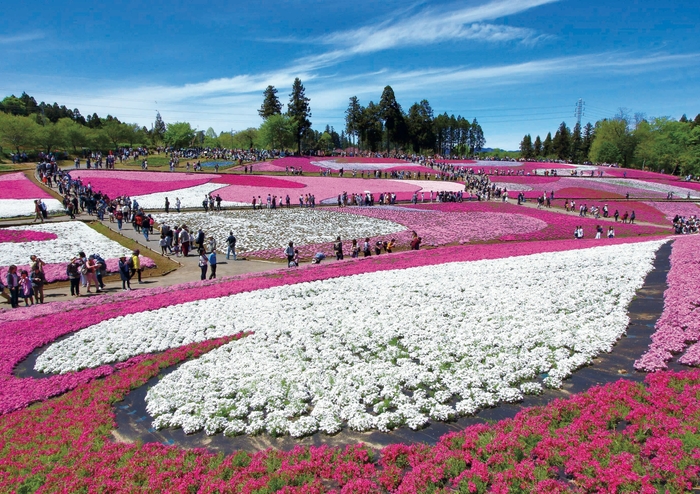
[127,257,134,269]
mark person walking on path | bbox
[285,241,295,267]
[33,200,44,223]
[5,266,20,308]
[208,250,217,279]
[333,236,343,260]
[142,215,151,241]
[198,249,209,280]
[30,264,46,304]
[175,197,181,213]
[226,232,237,260]
[165,197,170,213]
[179,227,190,257]
[118,256,131,290]
[130,250,143,284]
[66,259,81,297]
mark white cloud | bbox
[0,32,45,44]
[296,0,559,68]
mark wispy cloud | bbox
[0,32,45,44]
[14,51,699,136]
[295,0,558,69]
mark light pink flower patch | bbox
[250,208,546,260]
[70,170,219,197]
[635,235,700,371]
[646,201,700,221]
[252,157,324,173]
[210,175,305,188]
[213,176,430,203]
[0,172,54,199]
[416,202,668,240]
[0,229,57,243]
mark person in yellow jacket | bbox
[130,249,143,284]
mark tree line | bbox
[0,82,486,159]
[520,110,700,176]
[256,82,485,155]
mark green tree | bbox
[379,85,406,152]
[406,100,435,153]
[258,114,294,150]
[588,118,636,166]
[232,128,259,149]
[552,122,571,161]
[582,123,594,160]
[570,122,583,163]
[468,118,485,154]
[519,134,534,160]
[259,86,283,120]
[35,121,65,154]
[101,120,127,149]
[543,132,553,157]
[56,118,88,153]
[163,122,195,149]
[533,135,542,156]
[360,102,383,152]
[317,132,333,153]
[0,113,39,154]
[345,96,363,150]
[153,111,166,144]
[287,78,311,154]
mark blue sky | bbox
[1,0,699,149]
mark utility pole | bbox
[574,98,585,126]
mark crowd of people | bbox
[673,214,699,234]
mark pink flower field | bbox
[635,235,700,371]
[0,172,54,200]
[70,170,220,197]
[0,229,57,243]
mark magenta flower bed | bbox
[0,172,54,199]
[0,256,155,284]
[0,235,660,415]
[635,235,700,371]
[0,229,57,243]
[1,339,698,492]
[71,170,219,197]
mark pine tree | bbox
[287,78,311,154]
[543,132,553,157]
[259,86,282,120]
[153,111,166,143]
[345,96,363,150]
[582,122,595,160]
[520,134,534,160]
[534,135,542,156]
[570,122,583,163]
[379,86,406,152]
